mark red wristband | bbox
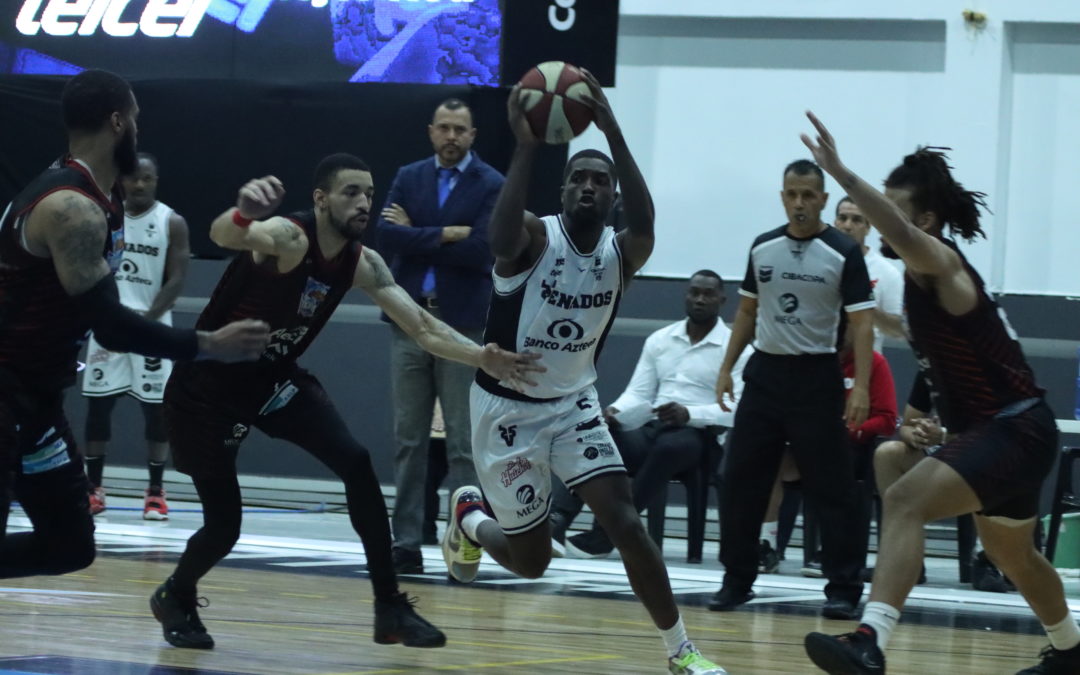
[232,210,253,227]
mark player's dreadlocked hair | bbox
[883,147,989,242]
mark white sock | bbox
[760,521,778,549]
[860,601,901,650]
[659,615,690,657]
[1045,612,1080,651]
[461,509,491,543]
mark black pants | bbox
[165,366,398,601]
[720,352,864,604]
[0,386,95,579]
[551,421,709,531]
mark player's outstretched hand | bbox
[479,344,545,392]
[578,68,618,136]
[197,319,271,362]
[800,111,847,178]
[237,176,285,221]
[507,84,541,147]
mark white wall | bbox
[570,1,1080,295]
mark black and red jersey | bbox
[0,156,125,390]
[195,210,361,375]
[904,241,1042,432]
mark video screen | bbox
[0,0,502,85]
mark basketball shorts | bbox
[929,398,1057,521]
[469,383,625,535]
[82,333,173,403]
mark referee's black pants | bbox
[720,351,865,604]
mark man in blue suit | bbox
[376,98,505,574]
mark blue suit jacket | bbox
[376,153,504,330]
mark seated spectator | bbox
[871,375,1014,592]
[552,271,751,558]
[764,326,897,576]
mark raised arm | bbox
[489,86,548,275]
[801,112,961,280]
[354,248,544,390]
[209,176,308,269]
[144,211,190,321]
[30,191,268,362]
[577,69,655,279]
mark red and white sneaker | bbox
[143,487,169,521]
[89,487,106,515]
[441,486,485,583]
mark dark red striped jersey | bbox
[0,156,125,390]
[195,210,361,374]
[904,241,1042,432]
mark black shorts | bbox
[930,399,1057,520]
[0,382,79,477]
[164,363,334,479]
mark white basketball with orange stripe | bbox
[517,61,595,144]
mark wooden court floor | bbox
[0,552,1058,674]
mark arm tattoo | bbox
[52,195,108,293]
[367,250,396,289]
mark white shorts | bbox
[469,382,625,535]
[81,333,173,403]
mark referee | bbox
[710,159,874,619]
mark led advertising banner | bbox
[0,0,502,84]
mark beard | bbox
[114,127,137,176]
[330,211,366,241]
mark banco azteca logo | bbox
[546,318,584,341]
[779,293,799,313]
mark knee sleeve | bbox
[84,395,119,442]
[140,401,168,443]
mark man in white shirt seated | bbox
[560,270,752,558]
[833,197,904,351]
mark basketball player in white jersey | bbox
[441,70,727,675]
[82,153,189,519]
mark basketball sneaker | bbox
[373,592,447,648]
[88,486,106,516]
[441,486,485,583]
[758,540,780,574]
[668,642,729,674]
[143,487,169,521]
[1016,643,1080,674]
[150,577,214,649]
[804,626,885,674]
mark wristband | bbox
[232,210,253,227]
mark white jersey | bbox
[117,201,172,321]
[477,214,623,401]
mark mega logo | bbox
[16,0,212,38]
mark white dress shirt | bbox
[610,318,751,428]
[865,248,904,351]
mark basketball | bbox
[517,61,595,144]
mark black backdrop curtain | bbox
[0,76,567,257]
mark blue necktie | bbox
[424,168,458,297]
[437,167,457,208]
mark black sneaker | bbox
[565,530,614,559]
[1016,643,1080,674]
[150,578,214,649]
[971,551,1009,593]
[758,540,779,574]
[707,586,755,612]
[373,593,447,648]
[821,598,858,620]
[392,547,424,575]
[804,626,885,674]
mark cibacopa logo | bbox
[779,293,799,313]
[16,0,213,38]
[546,318,584,341]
